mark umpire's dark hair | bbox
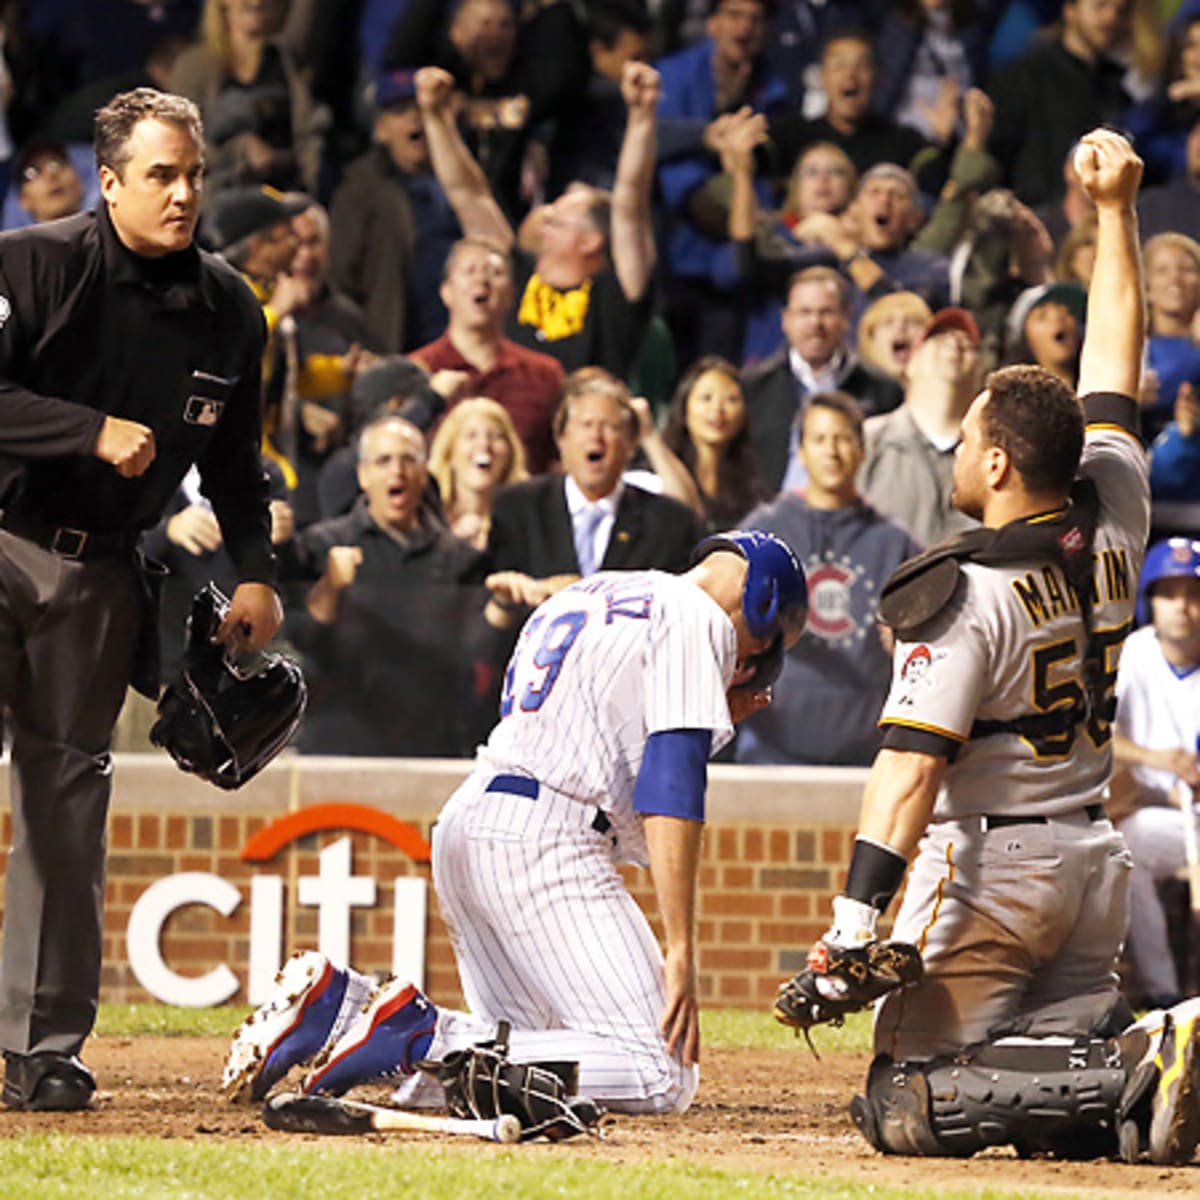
[798,390,865,445]
[94,88,204,179]
[982,364,1083,496]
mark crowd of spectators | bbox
[6,0,1200,797]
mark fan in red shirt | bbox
[410,236,564,473]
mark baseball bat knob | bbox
[494,1114,522,1143]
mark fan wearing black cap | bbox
[204,182,309,302]
[204,183,313,490]
[0,89,281,1113]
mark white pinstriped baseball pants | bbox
[395,770,698,1114]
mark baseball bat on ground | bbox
[262,1093,522,1143]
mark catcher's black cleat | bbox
[2,1052,95,1112]
[1147,1000,1200,1164]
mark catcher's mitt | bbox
[417,1022,604,1142]
[773,939,923,1033]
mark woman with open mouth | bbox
[428,397,528,550]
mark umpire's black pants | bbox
[0,529,142,1057]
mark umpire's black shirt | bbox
[0,203,276,583]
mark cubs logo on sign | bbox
[803,553,877,648]
[807,561,857,640]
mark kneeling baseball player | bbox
[225,532,807,1136]
[774,129,1200,1166]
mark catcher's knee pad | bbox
[854,1037,1130,1158]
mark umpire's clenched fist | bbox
[94,415,156,478]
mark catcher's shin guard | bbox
[853,1036,1133,1158]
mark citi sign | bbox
[126,804,430,1007]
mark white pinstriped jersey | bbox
[476,570,737,860]
[1115,624,1200,804]
[879,412,1150,819]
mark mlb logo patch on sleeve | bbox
[184,395,223,426]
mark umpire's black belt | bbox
[0,512,136,560]
[979,803,1106,833]
[486,773,613,834]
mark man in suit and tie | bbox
[743,265,903,494]
[484,367,704,628]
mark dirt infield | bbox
[0,1036,1196,1197]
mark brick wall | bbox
[0,757,869,1010]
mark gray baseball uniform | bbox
[873,396,1149,1060]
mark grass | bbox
[0,1135,1094,1200]
[92,1003,876,1055]
[1,1008,1096,1200]
[95,1004,252,1039]
[700,1007,873,1055]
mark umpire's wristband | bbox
[843,837,908,914]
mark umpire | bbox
[0,88,282,1111]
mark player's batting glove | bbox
[772,938,924,1034]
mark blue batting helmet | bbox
[691,530,808,687]
[1137,537,1200,626]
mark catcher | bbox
[774,128,1200,1166]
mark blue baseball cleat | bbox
[222,950,372,1102]
[302,976,438,1096]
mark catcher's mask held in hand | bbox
[690,529,808,690]
[150,583,306,789]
